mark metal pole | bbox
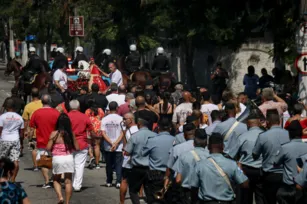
[74,7,80,57]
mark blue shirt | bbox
[173,147,209,188]
[167,140,194,169]
[124,127,157,167]
[243,74,259,99]
[190,153,248,201]
[274,139,307,185]
[205,120,221,136]
[142,132,175,171]
[173,132,185,146]
[231,127,263,168]
[213,117,247,155]
[253,126,290,173]
[295,163,307,188]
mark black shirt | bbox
[259,75,274,89]
[3,96,25,115]
[77,94,88,113]
[134,109,158,130]
[52,53,68,70]
[126,52,140,72]
[72,53,88,68]
[87,92,108,111]
[50,92,64,108]
[152,55,170,71]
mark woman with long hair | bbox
[56,91,71,114]
[46,113,79,204]
[154,91,176,123]
[0,157,30,204]
[85,98,104,169]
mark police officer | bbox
[173,129,209,204]
[165,123,196,203]
[213,102,247,156]
[52,47,68,71]
[253,109,290,204]
[94,48,112,71]
[125,44,140,75]
[152,47,170,72]
[124,118,157,204]
[141,118,175,204]
[274,120,307,204]
[72,46,88,68]
[295,163,307,203]
[190,133,249,204]
[19,47,45,92]
[231,113,264,204]
[173,115,199,146]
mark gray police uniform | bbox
[231,127,264,204]
[173,132,185,146]
[167,139,194,170]
[190,153,248,203]
[213,117,247,155]
[295,164,307,203]
[274,139,307,204]
[141,131,175,203]
[252,125,290,204]
[124,127,157,204]
[173,147,209,189]
[205,120,221,137]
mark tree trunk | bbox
[182,38,196,89]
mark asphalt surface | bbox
[0,64,135,204]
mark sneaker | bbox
[105,183,112,187]
[116,183,120,189]
[89,157,95,165]
[33,167,39,172]
[74,188,81,192]
[95,165,100,169]
[42,183,51,189]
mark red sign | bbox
[69,16,84,37]
[295,53,307,74]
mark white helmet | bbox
[103,49,111,55]
[29,47,36,52]
[157,47,164,54]
[129,44,137,51]
[75,46,83,52]
[56,47,64,53]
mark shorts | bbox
[122,167,131,180]
[0,140,21,161]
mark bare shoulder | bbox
[49,131,59,139]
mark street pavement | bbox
[0,67,135,204]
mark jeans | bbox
[105,151,123,184]
[73,148,88,190]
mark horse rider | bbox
[72,46,88,68]
[125,44,140,75]
[52,47,68,72]
[151,47,170,73]
[19,47,47,93]
[95,48,112,72]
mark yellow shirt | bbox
[22,100,43,121]
[22,100,43,138]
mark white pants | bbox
[73,148,88,190]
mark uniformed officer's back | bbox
[152,54,170,72]
[190,133,248,204]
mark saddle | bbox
[25,74,38,84]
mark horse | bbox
[5,58,51,103]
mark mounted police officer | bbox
[152,47,170,72]
[125,44,140,75]
[95,48,112,71]
[19,47,47,93]
[52,47,68,71]
[72,46,88,68]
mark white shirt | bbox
[200,103,219,125]
[172,103,193,124]
[236,103,246,118]
[53,69,68,90]
[122,125,139,169]
[101,113,123,152]
[110,69,123,86]
[0,112,24,141]
[106,94,126,110]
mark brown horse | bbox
[5,58,51,103]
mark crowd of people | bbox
[1,57,307,204]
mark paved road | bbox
[0,69,135,204]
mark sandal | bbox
[58,200,64,204]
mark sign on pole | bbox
[295,53,307,74]
[69,16,84,37]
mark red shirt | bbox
[117,102,130,116]
[284,118,307,139]
[68,110,93,150]
[30,107,60,149]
